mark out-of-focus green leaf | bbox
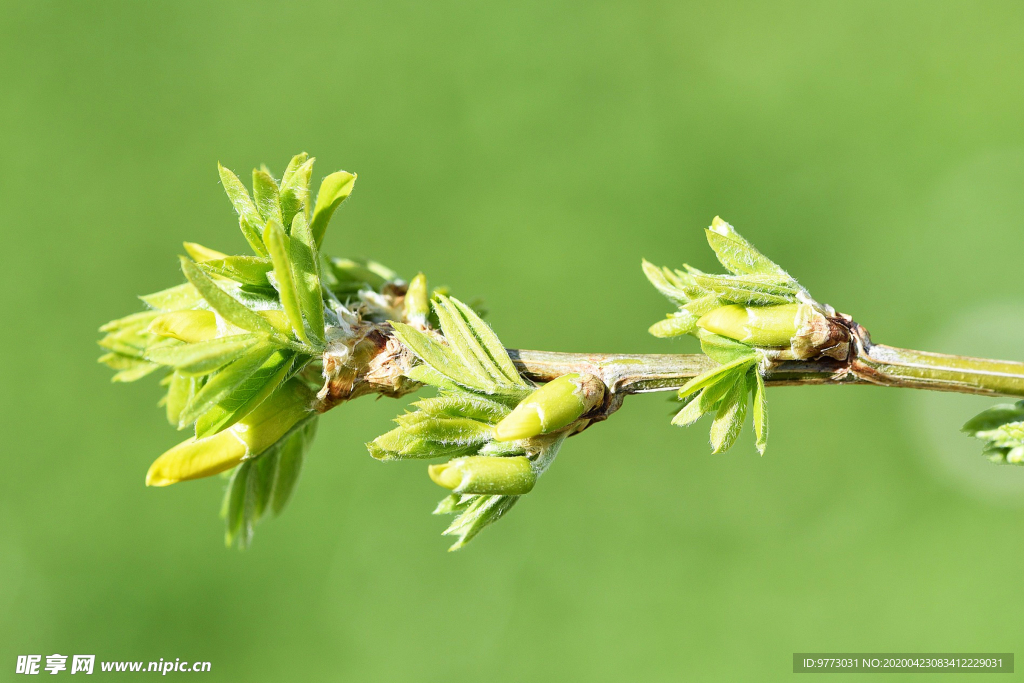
[147,310,219,343]
[310,171,356,247]
[165,372,196,427]
[100,310,162,334]
[222,414,317,548]
[98,353,161,382]
[327,257,397,292]
[272,418,316,515]
[962,401,1024,435]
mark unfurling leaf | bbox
[179,257,279,337]
[288,212,325,348]
[176,341,279,428]
[263,220,309,346]
[310,171,356,247]
[252,168,283,226]
[709,375,747,454]
[218,163,267,256]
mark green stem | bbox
[854,344,1024,398]
[508,345,1024,399]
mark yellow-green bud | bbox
[148,309,291,343]
[146,380,312,486]
[428,455,536,495]
[697,303,799,347]
[493,373,604,442]
[403,272,429,325]
[182,242,228,263]
[148,310,219,343]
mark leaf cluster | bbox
[963,401,1024,464]
[643,216,804,339]
[642,218,802,454]
[99,154,376,545]
[368,295,560,550]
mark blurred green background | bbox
[3,1,1024,680]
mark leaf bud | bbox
[428,455,536,495]
[403,272,430,326]
[493,373,604,442]
[148,310,219,343]
[146,380,312,486]
[697,303,799,347]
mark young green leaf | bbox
[281,153,309,187]
[705,217,790,280]
[699,330,758,365]
[194,350,296,439]
[750,369,768,455]
[252,168,283,226]
[179,257,279,337]
[218,163,267,256]
[288,212,325,348]
[390,322,485,391]
[165,372,197,427]
[446,297,528,388]
[145,334,261,376]
[199,256,273,287]
[432,297,498,392]
[263,221,309,346]
[183,242,228,262]
[140,283,204,312]
[441,494,520,551]
[678,355,757,401]
[671,391,708,426]
[641,259,691,305]
[709,376,747,453]
[413,393,513,423]
[310,171,356,247]
[280,157,315,229]
[649,314,697,338]
[691,273,798,306]
[177,341,278,428]
[962,401,1024,435]
[272,418,316,515]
